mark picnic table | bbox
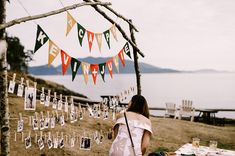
[197,109,218,125]
[175,143,235,156]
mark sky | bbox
[5,0,235,71]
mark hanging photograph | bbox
[44,117,50,129]
[47,137,53,149]
[80,137,91,150]
[33,118,38,130]
[40,93,45,104]
[40,118,45,130]
[59,138,64,148]
[17,84,24,97]
[52,98,57,109]
[25,136,31,149]
[24,87,37,110]
[38,138,44,150]
[53,137,58,148]
[51,117,55,128]
[58,100,63,110]
[17,120,24,132]
[45,95,50,106]
[8,80,16,93]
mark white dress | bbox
[109,112,152,156]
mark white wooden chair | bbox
[179,100,195,122]
[165,103,177,119]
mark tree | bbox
[6,35,33,72]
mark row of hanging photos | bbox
[13,128,113,150]
[8,73,134,111]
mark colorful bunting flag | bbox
[118,49,125,66]
[34,25,49,53]
[81,62,90,84]
[106,59,113,78]
[95,33,102,52]
[77,23,86,46]
[90,64,99,85]
[66,12,76,36]
[99,63,106,82]
[123,42,131,59]
[70,58,81,81]
[113,55,119,73]
[103,30,110,49]
[87,31,94,52]
[48,40,60,67]
[60,50,71,75]
[110,24,118,41]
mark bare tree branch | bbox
[93,0,139,32]
[0,2,111,30]
[83,0,145,58]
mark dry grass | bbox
[7,95,235,156]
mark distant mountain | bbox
[28,57,180,75]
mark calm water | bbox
[38,73,235,119]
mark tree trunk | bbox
[129,20,141,95]
[0,1,10,155]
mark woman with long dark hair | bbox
[109,95,152,156]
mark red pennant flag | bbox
[90,64,99,85]
[118,49,125,66]
[106,59,113,78]
[87,31,94,52]
[60,50,71,75]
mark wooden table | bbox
[197,109,218,125]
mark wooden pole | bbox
[0,0,10,155]
[129,20,141,95]
[0,1,111,30]
[83,0,145,58]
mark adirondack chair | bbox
[179,100,195,122]
[164,103,177,119]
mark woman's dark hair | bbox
[127,95,150,118]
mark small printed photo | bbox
[25,136,31,149]
[70,111,75,123]
[58,100,62,110]
[51,117,55,129]
[47,137,53,149]
[17,120,24,132]
[24,87,36,110]
[44,118,50,129]
[53,138,58,148]
[64,102,68,112]
[40,93,45,104]
[8,80,16,94]
[40,119,45,130]
[52,98,57,109]
[33,118,38,130]
[59,138,64,148]
[80,137,91,150]
[17,84,24,97]
[45,96,50,107]
[38,138,44,150]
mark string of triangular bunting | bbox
[33,25,132,85]
[66,11,118,52]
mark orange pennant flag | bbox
[87,31,94,52]
[118,49,125,66]
[113,55,119,73]
[110,24,118,41]
[48,40,60,67]
[95,33,102,52]
[60,50,71,75]
[81,62,90,84]
[66,12,76,36]
[106,59,113,78]
[90,64,99,85]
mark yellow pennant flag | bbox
[95,33,102,52]
[48,40,60,67]
[110,24,118,41]
[81,62,90,84]
[113,55,119,73]
[66,12,76,36]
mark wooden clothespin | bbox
[47,111,50,118]
[40,131,43,139]
[21,132,24,142]
[19,113,22,121]
[42,87,44,94]
[48,89,51,97]
[35,112,38,120]
[28,116,32,126]
[60,94,62,101]
[14,131,17,142]
[12,73,16,82]
[35,133,38,143]
[54,92,57,99]
[20,77,24,85]
[26,80,29,89]
[40,111,44,119]
[34,82,37,90]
